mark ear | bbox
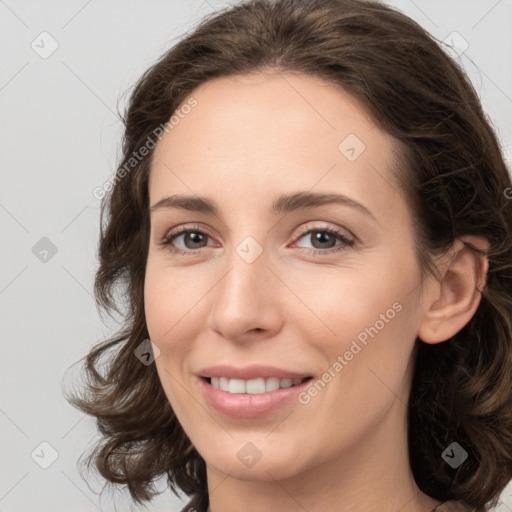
[417,235,490,344]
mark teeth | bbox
[219,377,228,391]
[228,379,246,394]
[209,376,307,394]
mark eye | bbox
[160,224,216,255]
[291,225,355,255]
[159,223,355,256]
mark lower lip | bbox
[198,377,312,418]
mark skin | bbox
[144,71,489,512]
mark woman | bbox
[65,0,512,511]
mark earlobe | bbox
[418,235,490,344]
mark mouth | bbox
[202,376,313,395]
[198,373,315,418]
[196,365,315,417]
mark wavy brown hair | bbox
[64,0,512,510]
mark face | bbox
[144,71,426,482]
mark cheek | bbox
[144,262,202,415]
[143,260,200,357]
[289,258,414,351]
[144,265,171,344]
[288,252,421,408]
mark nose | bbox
[207,243,284,343]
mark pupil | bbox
[313,231,334,249]
[187,232,205,248]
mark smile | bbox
[206,376,311,394]
[198,375,314,418]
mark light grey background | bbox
[1,1,511,511]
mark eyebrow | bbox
[150,191,376,222]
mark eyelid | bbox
[293,222,355,242]
[162,222,215,240]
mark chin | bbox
[198,436,308,481]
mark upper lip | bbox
[197,365,313,380]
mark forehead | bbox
[149,71,404,220]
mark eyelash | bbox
[159,223,355,257]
